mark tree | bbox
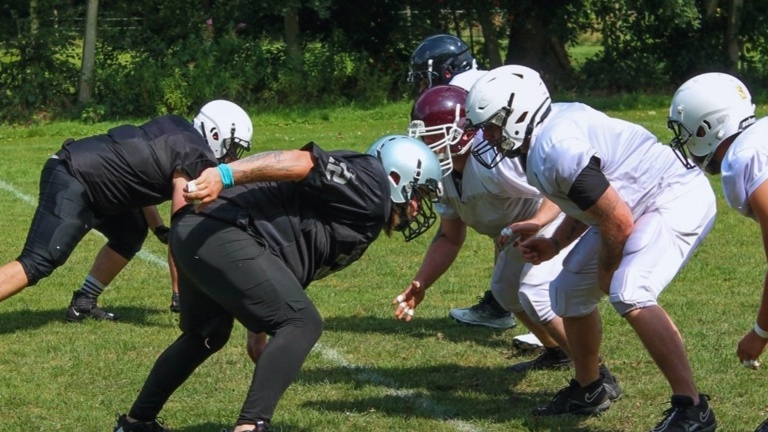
[77,0,98,104]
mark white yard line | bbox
[0,178,481,432]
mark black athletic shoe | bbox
[169,292,180,313]
[507,346,572,372]
[532,378,611,416]
[755,416,768,432]
[651,394,716,432]
[66,290,119,322]
[114,413,166,432]
[600,363,622,402]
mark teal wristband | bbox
[217,164,235,188]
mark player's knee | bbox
[281,302,323,346]
[609,268,660,316]
[106,230,149,260]
[200,319,234,352]
[17,252,60,286]
[519,288,556,324]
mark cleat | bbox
[114,413,166,432]
[507,346,572,373]
[170,292,180,313]
[66,291,119,322]
[651,394,716,432]
[600,363,622,401]
[532,378,611,416]
[449,290,516,329]
[513,332,544,353]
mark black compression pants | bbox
[128,210,323,425]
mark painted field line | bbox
[0,178,480,432]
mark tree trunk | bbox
[77,0,98,104]
[505,10,572,87]
[704,0,720,16]
[473,2,503,68]
[29,0,39,35]
[725,0,743,72]
[283,5,302,65]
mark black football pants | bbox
[128,210,323,425]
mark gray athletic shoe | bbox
[449,290,516,329]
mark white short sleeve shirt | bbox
[526,103,705,225]
[721,117,768,219]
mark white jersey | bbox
[449,67,488,92]
[436,141,542,237]
[721,117,768,219]
[526,103,704,225]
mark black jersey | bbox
[200,142,391,287]
[58,114,217,214]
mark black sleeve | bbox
[567,156,609,211]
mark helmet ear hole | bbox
[696,125,707,137]
[389,171,401,187]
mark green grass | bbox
[1,100,767,431]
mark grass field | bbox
[0,100,767,431]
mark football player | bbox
[0,100,252,322]
[466,65,717,431]
[668,72,766,432]
[408,33,488,93]
[114,136,443,432]
[394,84,592,374]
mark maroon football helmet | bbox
[408,84,477,176]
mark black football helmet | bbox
[408,34,475,90]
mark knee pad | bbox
[99,210,149,260]
[609,267,659,316]
[197,317,234,352]
[18,219,90,285]
[518,284,556,324]
[106,235,147,260]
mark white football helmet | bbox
[668,72,755,171]
[366,134,443,241]
[193,100,253,161]
[465,65,551,168]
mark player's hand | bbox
[519,236,557,265]
[392,281,425,322]
[153,225,170,245]
[737,328,768,369]
[184,167,224,211]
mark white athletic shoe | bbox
[512,332,543,352]
[449,290,516,329]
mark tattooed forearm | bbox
[229,150,309,183]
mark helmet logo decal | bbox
[737,85,747,99]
